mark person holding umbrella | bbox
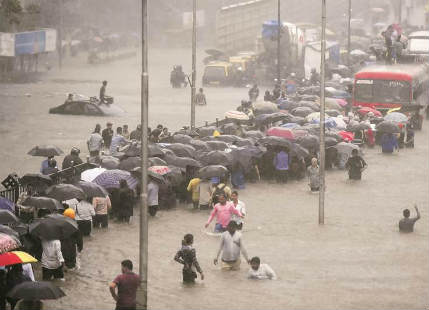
[41,238,65,281]
[6,264,31,309]
[381,133,399,153]
[61,209,83,271]
[345,149,367,181]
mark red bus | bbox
[353,64,429,111]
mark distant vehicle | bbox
[49,94,123,116]
[405,31,429,62]
[202,61,236,86]
[353,64,429,112]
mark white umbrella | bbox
[332,117,347,129]
[81,168,106,182]
[224,110,250,121]
[306,112,329,123]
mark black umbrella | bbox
[45,184,86,201]
[347,122,371,132]
[290,143,310,159]
[172,134,193,144]
[235,138,254,147]
[299,101,320,111]
[149,157,167,166]
[206,140,229,151]
[27,145,64,157]
[165,166,184,186]
[244,130,264,140]
[255,114,273,125]
[124,143,141,157]
[325,136,339,147]
[100,156,120,169]
[19,174,53,189]
[325,131,343,142]
[22,197,63,211]
[197,126,216,137]
[74,181,108,198]
[164,143,196,158]
[221,123,239,135]
[148,144,164,157]
[200,150,233,166]
[176,128,199,137]
[376,120,400,133]
[0,224,19,238]
[189,139,211,152]
[198,165,228,179]
[284,114,306,125]
[291,106,314,117]
[148,170,165,183]
[259,136,293,149]
[7,281,66,300]
[326,109,341,117]
[213,135,242,144]
[164,155,202,169]
[0,210,19,225]
[298,135,320,149]
[118,157,141,171]
[29,214,78,240]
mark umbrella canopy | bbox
[0,251,37,267]
[200,150,233,166]
[243,131,264,140]
[164,155,202,169]
[289,143,310,159]
[376,120,400,134]
[331,117,347,129]
[165,166,184,185]
[164,143,196,158]
[209,135,240,144]
[253,101,278,114]
[0,197,15,212]
[198,126,217,137]
[298,135,320,149]
[281,123,301,129]
[0,233,21,254]
[7,281,66,300]
[147,170,165,183]
[29,214,79,240]
[384,112,408,123]
[0,224,19,238]
[358,107,382,117]
[224,110,250,121]
[206,140,229,151]
[27,145,64,157]
[19,174,53,190]
[100,156,120,169]
[334,142,360,155]
[198,165,229,179]
[92,169,138,190]
[188,139,211,152]
[0,210,19,225]
[118,157,141,171]
[148,144,165,157]
[123,142,141,157]
[266,127,296,141]
[22,197,63,211]
[81,168,106,182]
[45,184,86,201]
[306,112,330,123]
[325,136,339,147]
[338,131,354,142]
[74,181,108,198]
[325,109,341,117]
[347,122,371,132]
[259,136,293,149]
[291,106,314,117]
[324,98,342,111]
[172,134,193,144]
[149,157,167,167]
[148,166,171,175]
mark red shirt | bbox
[113,272,140,307]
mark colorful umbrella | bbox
[92,169,138,190]
[338,131,354,142]
[358,107,382,117]
[224,110,250,121]
[0,251,37,267]
[81,168,106,182]
[0,233,21,254]
[0,197,15,212]
[384,112,408,123]
[266,127,296,140]
[148,166,171,175]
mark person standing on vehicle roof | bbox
[99,80,108,104]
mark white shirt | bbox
[22,263,35,281]
[87,132,103,152]
[147,182,159,206]
[41,239,64,269]
[231,200,246,224]
[248,263,277,280]
[72,200,95,221]
[216,231,248,262]
[199,180,211,205]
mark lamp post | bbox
[191,0,197,129]
[319,0,326,225]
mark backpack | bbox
[212,184,226,204]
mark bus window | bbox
[355,79,410,104]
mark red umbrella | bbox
[358,107,382,117]
[339,131,354,142]
[0,233,21,254]
[266,127,296,141]
[148,166,171,176]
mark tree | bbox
[0,0,22,32]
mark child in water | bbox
[174,234,204,283]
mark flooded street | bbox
[0,48,428,309]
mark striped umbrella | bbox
[92,169,138,190]
[81,168,106,182]
[0,251,37,267]
[0,233,21,254]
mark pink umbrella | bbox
[339,131,354,142]
[148,166,171,176]
[336,98,347,107]
[266,127,295,141]
[0,233,21,254]
[358,107,382,117]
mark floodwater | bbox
[0,49,428,309]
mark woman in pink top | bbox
[205,193,242,233]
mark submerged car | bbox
[49,94,124,116]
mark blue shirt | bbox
[274,151,289,170]
[110,134,127,155]
[40,159,49,173]
[381,134,398,153]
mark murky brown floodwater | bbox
[0,48,427,309]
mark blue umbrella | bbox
[281,123,301,129]
[92,169,138,190]
[0,197,15,212]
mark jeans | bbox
[214,223,225,233]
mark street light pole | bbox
[276,0,281,83]
[59,0,63,70]
[139,0,149,309]
[347,0,351,67]
[191,0,197,130]
[319,0,326,225]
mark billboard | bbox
[15,30,45,55]
[0,33,15,56]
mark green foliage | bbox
[0,0,23,31]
